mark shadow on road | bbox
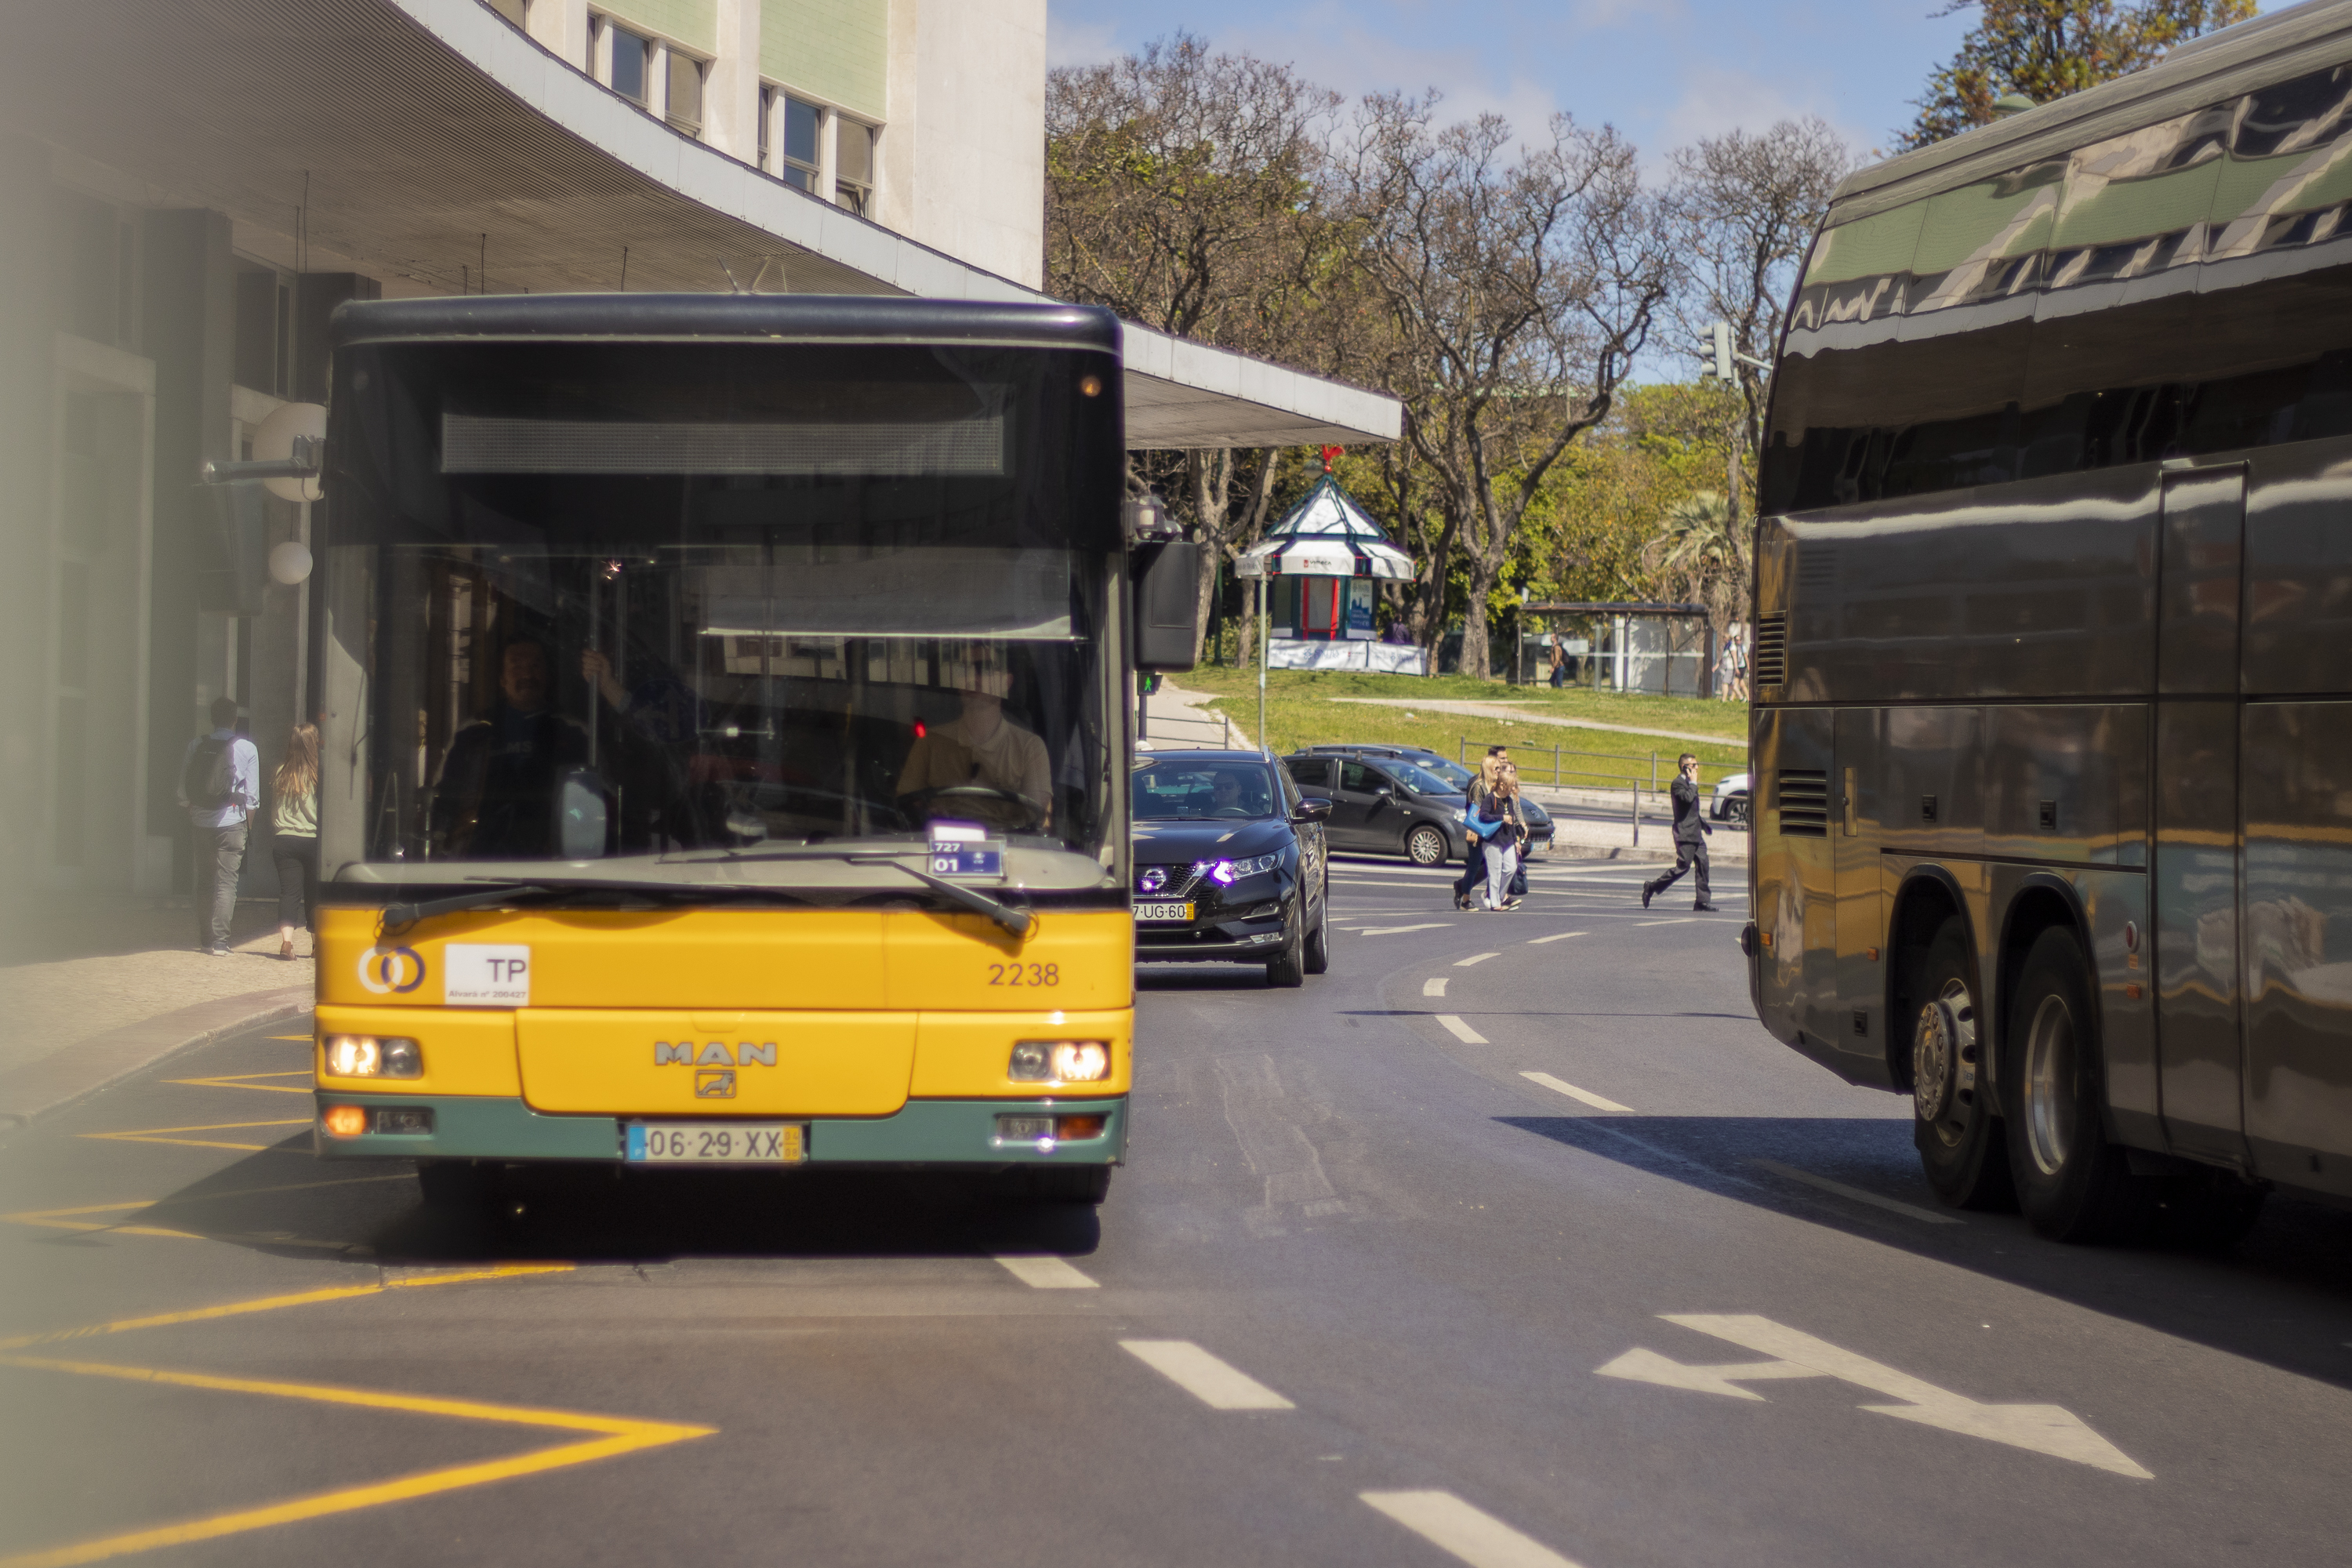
[91,1135,1106,1269]
[1500,1112,2352,1392]
[1137,967,1279,991]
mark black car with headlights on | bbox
[1131,752,1330,986]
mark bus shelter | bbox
[1233,470,1421,674]
[1522,601,1715,697]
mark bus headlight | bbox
[325,1035,422,1078]
[1007,1040,1112,1083]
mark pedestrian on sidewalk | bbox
[1454,747,1506,910]
[1468,764,1528,912]
[179,695,260,956]
[1642,752,1717,912]
[270,721,319,961]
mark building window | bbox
[834,119,874,215]
[780,95,821,193]
[666,52,704,137]
[603,19,650,105]
[488,0,528,27]
[758,85,773,169]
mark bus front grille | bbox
[1777,770,1829,837]
[1752,615,1787,688]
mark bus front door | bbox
[2152,465,2249,1167]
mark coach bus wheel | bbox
[1907,919,2013,1211]
[1303,880,1332,975]
[416,1159,500,1212]
[1406,825,1448,866]
[2004,927,2150,1243]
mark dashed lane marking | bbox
[1634,916,1707,926]
[1435,1015,1489,1045]
[1360,924,1455,936]
[1423,978,1449,997]
[0,1356,712,1568]
[164,1071,312,1095]
[1526,931,1588,945]
[1751,1160,1962,1225]
[78,1120,311,1152]
[1359,1490,1585,1568]
[1454,953,1499,967]
[993,1254,1098,1290]
[1120,1341,1295,1410]
[1519,1072,1634,1115]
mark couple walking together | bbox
[179,698,319,958]
[1454,750,1528,913]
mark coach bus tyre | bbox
[1406,824,1449,866]
[2003,927,2152,1243]
[1265,902,1307,988]
[1303,877,1331,975]
[1907,918,2014,1211]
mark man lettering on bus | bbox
[1642,752,1716,912]
[430,638,593,858]
[896,652,1052,833]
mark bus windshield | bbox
[320,337,1120,887]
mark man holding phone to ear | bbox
[1642,753,1716,912]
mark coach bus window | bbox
[1762,201,1923,513]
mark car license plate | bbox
[625,1122,805,1164]
[1134,901,1193,922]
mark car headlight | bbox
[324,1035,422,1079]
[1204,853,1281,884]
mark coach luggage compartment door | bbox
[2152,466,2249,1166]
[1835,708,1886,1061]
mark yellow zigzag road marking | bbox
[0,1264,570,1352]
[78,1120,310,1152]
[0,1353,713,1568]
[165,1071,313,1095]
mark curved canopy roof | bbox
[1235,473,1416,580]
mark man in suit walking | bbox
[1642,752,1717,911]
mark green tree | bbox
[1902,0,2256,150]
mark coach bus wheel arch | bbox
[1896,904,2015,1212]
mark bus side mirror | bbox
[1131,539,1202,673]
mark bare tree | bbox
[1047,34,1342,656]
[1664,118,1854,505]
[1340,93,1672,678]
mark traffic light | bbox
[1138,672,1163,696]
[1709,319,1736,383]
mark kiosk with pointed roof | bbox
[1234,451,1424,675]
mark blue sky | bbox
[1046,1,2284,167]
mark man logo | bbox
[695,1069,737,1098]
[655,1042,779,1066]
[356,946,426,995]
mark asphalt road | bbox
[5,854,2351,1567]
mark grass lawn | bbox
[1169,666,1751,791]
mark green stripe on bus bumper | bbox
[310,1093,1127,1166]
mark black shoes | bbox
[1693,902,1718,913]
[1640,881,1655,909]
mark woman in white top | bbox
[270,723,319,960]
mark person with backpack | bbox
[178,695,260,956]
[270,722,319,961]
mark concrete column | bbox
[0,137,53,924]
[705,0,762,165]
[882,0,1047,287]
[527,0,591,70]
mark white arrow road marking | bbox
[1120,1341,1294,1410]
[1519,1072,1635,1115]
[1360,1491,1585,1568]
[1597,1314,2151,1479]
[1362,923,1456,935]
[1423,977,1450,997]
[1435,1014,1488,1044]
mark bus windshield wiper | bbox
[380,876,815,930]
[677,848,1033,937]
[382,881,554,929]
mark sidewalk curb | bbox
[0,984,312,1131]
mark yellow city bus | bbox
[307,296,1192,1207]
